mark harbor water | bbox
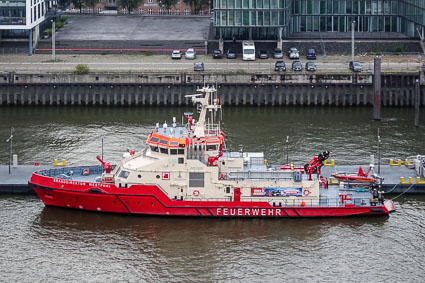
[1,106,425,281]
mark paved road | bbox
[0,54,421,73]
[56,15,211,41]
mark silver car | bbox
[289,47,300,59]
[185,48,196,60]
[194,62,204,71]
[171,50,182,59]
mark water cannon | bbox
[96,155,112,173]
[184,112,193,130]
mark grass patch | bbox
[74,64,90,74]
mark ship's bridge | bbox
[146,125,223,152]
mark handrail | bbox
[182,196,374,207]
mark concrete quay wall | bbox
[0,72,423,107]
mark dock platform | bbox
[1,164,425,195]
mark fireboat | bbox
[30,86,395,217]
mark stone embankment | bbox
[0,54,424,107]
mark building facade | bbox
[0,0,47,30]
[213,0,425,40]
[67,0,209,16]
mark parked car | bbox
[273,48,284,59]
[274,61,286,72]
[258,50,269,59]
[171,50,182,59]
[193,62,204,71]
[185,48,196,59]
[349,61,363,72]
[226,49,237,59]
[292,61,302,71]
[289,47,300,59]
[306,48,316,60]
[213,49,223,59]
[306,62,317,72]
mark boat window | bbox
[118,170,130,179]
[207,145,217,151]
[159,139,168,145]
[151,146,159,152]
[189,172,204,187]
[178,149,185,155]
[170,149,178,155]
[170,141,179,146]
[160,148,168,154]
[178,158,184,164]
[150,137,159,143]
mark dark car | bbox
[306,62,317,72]
[212,49,222,59]
[349,61,363,72]
[226,49,237,59]
[194,62,204,71]
[273,48,284,59]
[274,61,286,72]
[292,61,302,71]
[306,48,316,60]
[258,50,269,59]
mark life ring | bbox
[83,169,90,176]
[303,189,311,196]
[193,190,200,196]
[219,173,226,180]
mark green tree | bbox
[158,0,178,9]
[84,0,99,11]
[71,0,83,12]
[183,0,209,14]
[118,0,144,13]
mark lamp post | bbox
[5,127,14,175]
[377,128,381,175]
[51,20,56,61]
[285,136,289,164]
[351,20,355,63]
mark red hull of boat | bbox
[30,175,390,217]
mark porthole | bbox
[156,175,160,179]
[138,174,142,178]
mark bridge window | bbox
[118,170,130,179]
[170,141,179,146]
[160,139,168,145]
[207,145,217,151]
[150,137,159,143]
[189,172,204,187]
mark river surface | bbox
[1,106,425,281]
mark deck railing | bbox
[182,196,374,207]
[37,165,115,179]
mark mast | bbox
[186,86,221,137]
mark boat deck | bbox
[2,163,425,195]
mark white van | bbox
[242,41,255,61]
